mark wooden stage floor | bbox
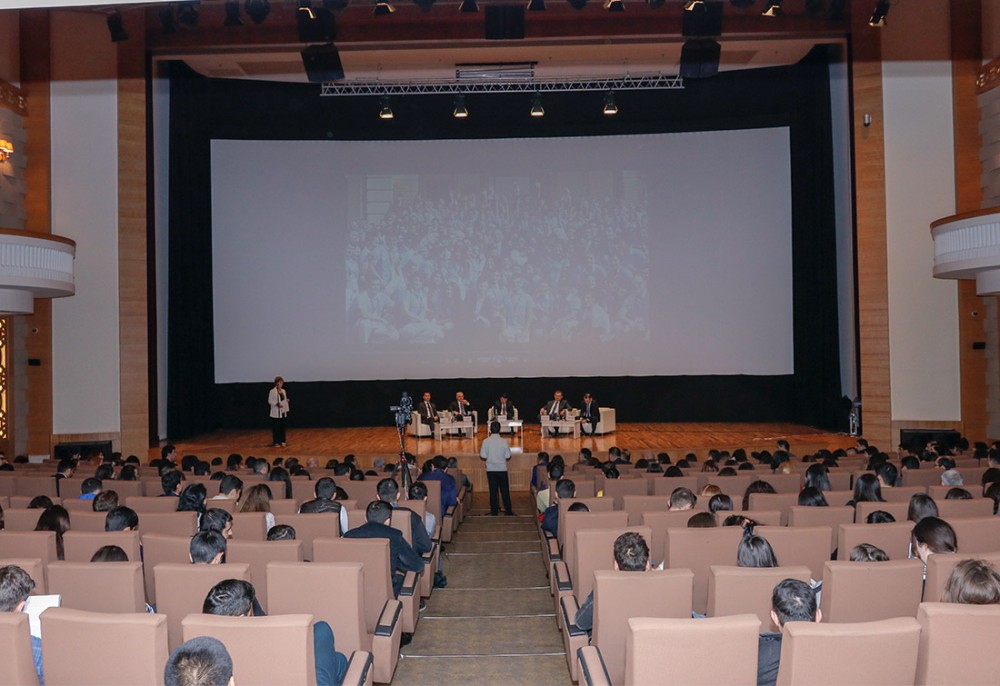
[157,422,857,461]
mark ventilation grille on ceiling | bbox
[455,63,536,81]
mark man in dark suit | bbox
[344,500,424,598]
[578,393,599,435]
[540,390,571,435]
[376,477,432,556]
[417,391,439,435]
[493,394,516,420]
[447,391,472,437]
[299,476,347,534]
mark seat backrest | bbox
[153,562,252,650]
[824,489,855,506]
[664,526,743,615]
[342,481,379,510]
[713,510,783,527]
[855,500,910,523]
[15,476,57,499]
[747,491,799,517]
[181,613,317,686]
[641,510,714,564]
[625,614,760,686]
[697,474,753,499]
[291,478,316,503]
[757,473,804,494]
[649,475,699,497]
[140,533,192,606]
[48,561,145,613]
[1,508,42,532]
[902,469,945,488]
[935,498,994,520]
[882,485,928,502]
[707,565,812,629]
[922,550,1000,602]
[787,506,854,553]
[572,526,653,604]
[592,568,693,685]
[40,607,168,686]
[67,510,109,533]
[273,513,341,560]
[103,481,144,499]
[126,496,182,513]
[137,511,198,538]
[226,540,304,613]
[776,616,921,686]
[231,512,268,541]
[312,537,393,628]
[947,516,1000,554]
[602,479,650,509]
[755,526,832,579]
[63,530,142,563]
[820,559,924,623]
[561,511,628,569]
[266,561,369,654]
[60,497,96,513]
[0,557,46,594]
[390,508,413,546]
[270,498,300,515]
[621,495,670,526]
[0,532,57,566]
[915,602,1000,685]
[0,612,39,686]
[836,521,913,561]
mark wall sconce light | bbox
[0,140,13,162]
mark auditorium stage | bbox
[158,422,856,463]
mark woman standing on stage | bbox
[268,376,290,447]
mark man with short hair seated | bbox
[668,487,697,511]
[0,565,43,685]
[757,578,822,686]
[164,635,234,686]
[202,579,348,686]
[299,477,348,534]
[212,475,243,502]
[105,506,139,532]
[541,478,576,538]
[80,477,102,500]
[161,470,183,497]
[344,500,424,598]
[376,478,432,556]
[574,531,651,634]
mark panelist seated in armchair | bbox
[489,394,519,433]
[447,391,474,438]
[578,393,599,436]
[540,390,573,435]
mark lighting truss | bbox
[320,74,684,96]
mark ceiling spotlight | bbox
[761,0,781,16]
[176,2,200,28]
[224,1,244,26]
[158,5,178,33]
[460,0,479,11]
[244,0,270,23]
[106,10,128,42]
[374,0,395,14]
[298,0,316,19]
[530,93,545,118]
[604,0,624,10]
[602,91,618,116]
[684,0,704,9]
[379,96,394,120]
[527,0,545,9]
[869,0,889,27]
[453,95,469,118]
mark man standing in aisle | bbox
[480,421,514,516]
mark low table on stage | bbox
[539,416,580,438]
[437,412,477,440]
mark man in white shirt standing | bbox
[480,421,514,516]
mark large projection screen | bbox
[211,129,793,383]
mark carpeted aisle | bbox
[391,492,573,686]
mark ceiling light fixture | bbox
[604,0,624,10]
[869,0,889,27]
[684,0,704,10]
[453,94,469,118]
[602,91,619,116]
[373,0,395,14]
[530,93,545,117]
[379,96,394,120]
[761,0,781,16]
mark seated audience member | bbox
[757,579,822,686]
[942,559,1000,605]
[535,461,565,513]
[665,465,687,477]
[847,474,884,508]
[299,476,348,534]
[177,484,208,519]
[803,464,831,491]
[92,490,119,513]
[203,579,348,686]
[981,468,1000,495]
[35,505,70,560]
[95,464,115,482]
[408,482,436,538]
[541,479,576,538]
[344,500,423,598]
[945,487,973,500]
[738,531,779,568]
[240,484,276,530]
[907,493,939,523]
[708,494,734,513]
[211,475,243,502]
[164,636,233,686]
[53,459,75,497]
[0,565,44,684]
[190,531,227,565]
[850,543,889,562]
[575,532,651,633]
[160,470,183,497]
[866,510,896,524]
[376,478,432,556]
[911,516,958,566]
[742,481,776,511]
[668,487,697,512]
[80,477,102,501]
[797,487,828,507]
[200,508,234,540]
[900,455,920,471]
[723,514,757,528]
[986,482,1000,515]
[700,484,722,499]
[419,456,458,513]
[268,466,294,500]
[267,524,296,541]
[687,512,716,528]
[91,544,129,562]
[28,495,53,510]
[875,462,898,489]
[105,506,139,532]
[941,469,964,488]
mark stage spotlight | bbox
[158,5,178,33]
[244,0,270,23]
[224,1,244,26]
[567,0,588,8]
[412,0,436,10]
[684,0,704,9]
[761,0,781,16]
[177,2,200,28]
[298,0,316,19]
[604,0,624,10]
[107,10,128,42]
[602,91,618,116]
[530,93,545,117]
[527,0,545,10]
[379,96,394,120]
[869,0,889,27]
[374,0,395,14]
[460,0,479,11]
[453,94,469,118]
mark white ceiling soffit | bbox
[175,37,836,83]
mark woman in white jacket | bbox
[268,376,290,447]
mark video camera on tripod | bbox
[390,392,414,429]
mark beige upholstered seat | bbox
[776,616,920,685]
[640,510,716,565]
[602,479,650,509]
[707,565,812,629]
[0,557,46,593]
[747,492,799,523]
[1,508,43,532]
[153,562,252,649]
[915,602,1000,685]
[787,506,854,553]
[0,612,39,685]
[947,516,1000,554]
[140,533,191,606]
[836,521,912,561]
[880,485,927,502]
[230,512,268,540]
[713,510,783,527]
[62,530,141,563]
[48,561,145,613]
[136,511,198,538]
[272,513,341,560]
[67,510,110,532]
[0,532,58,566]
[663,526,743,615]
[935,498,994,520]
[14,476,58,499]
[125,496,182,513]
[854,500,910,523]
[40,607,168,686]
[649,476,700,497]
[921,550,1000,602]
[820,560,924,623]
[620,495,669,526]
[226,539,304,612]
[755,526,831,579]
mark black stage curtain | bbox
[166,48,843,438]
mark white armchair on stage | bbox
[487,406,520,434]
[592,407,617,435]
[408,412,433,438]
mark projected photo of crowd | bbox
[345,174,650,349]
